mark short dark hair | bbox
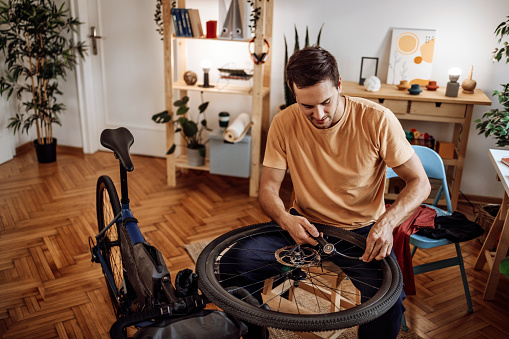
[286,45,340,93]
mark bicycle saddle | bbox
[100,127,135,171]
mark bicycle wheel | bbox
[96,175,126,318]
[196,222,402,332]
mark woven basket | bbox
[477,204,500,244]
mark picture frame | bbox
[387,28,436,85]
[359,57,379,85]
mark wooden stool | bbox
[261,262,360,339]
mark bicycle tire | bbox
[96,175,126,318]
[196,222,402,332]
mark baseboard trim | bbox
[458,193,502,206]
[16,142,83,157]
[15,142,33,156]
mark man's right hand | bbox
[279,213,320,246]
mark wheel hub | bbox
[275,245,321,268]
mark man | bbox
[259,46,430,338]
[258,46,430,338]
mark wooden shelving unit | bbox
[162,0,273,197]
[342,81,491,209]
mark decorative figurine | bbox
[408,84,423,95]
[364,76,381,92]
[426,81,439,91]
[461,65,477,94]
[183,71,198,86]
[396,80,410,90]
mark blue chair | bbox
[387,146,473,328]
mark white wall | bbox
[2,0,508,199]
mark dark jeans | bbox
[220,224,405,339]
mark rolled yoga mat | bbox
[223,113,252,143]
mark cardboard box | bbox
[209,129,251,178]
[436,141,455,159]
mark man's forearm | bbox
[377,176,431,231]
[259,187,290,225]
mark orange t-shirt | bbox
[263,96,414,230]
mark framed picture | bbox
[387,28,436,85]
[359,57,379,85]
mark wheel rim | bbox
[97,177,126,318]
[101,188,124,292]
[196,223,402,331]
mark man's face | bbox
[293,80,341,129]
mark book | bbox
[187,9,204,38]
[170,8,184,37]
[178,9,192,37]
[182,9,193,37]
[502,158,509,167]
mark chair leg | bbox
[410,245,417,258]
[401,312,408,332]
[455,243,473,313]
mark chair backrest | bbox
[386,145,452,213]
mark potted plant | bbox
[281,24,324,110]
[474,16,509,147]
[0,0,87,163]
[473,16,509,242]
[152,96,210,166]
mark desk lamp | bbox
[199,59,214,88]
[445,67,461,97]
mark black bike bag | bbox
[119,224,178,311]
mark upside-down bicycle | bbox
[89,127,403,338]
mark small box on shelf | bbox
[209,129,251,178]
[436,141,455,159]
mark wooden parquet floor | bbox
[1,147,508,338]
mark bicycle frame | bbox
[118,160,144,245]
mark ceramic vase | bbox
[408,84,422,95]
[426,81,439,91]
[396,80,410,91]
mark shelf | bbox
[164,0,273,197]
[394,113,466,124]
[342,81,492,106]
[175,154,210,171]
[173,80,269,97]
[173,36,251,43]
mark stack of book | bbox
[171,8,204,38]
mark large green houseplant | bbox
[474,16,509,147]
[0,0,86,163]
[152,96,210,166]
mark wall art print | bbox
[387,28,436,86]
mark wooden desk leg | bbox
[474,193,509,300]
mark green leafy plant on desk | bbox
[475,16,509,147]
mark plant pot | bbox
[187,145,205,167]
[34,138,57,163]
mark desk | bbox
[342,81,491,209]
[473,149,509,300]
